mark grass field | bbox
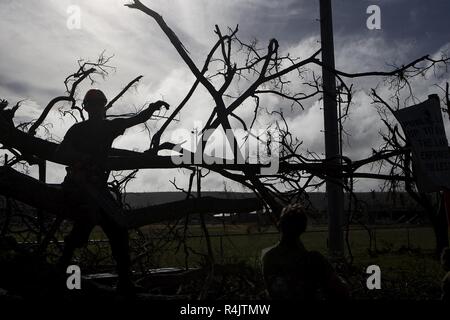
[130,224,439,266]
[75,223,448,299]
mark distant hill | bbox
[124,191,257,208]
[124,191,421,211]
[0,191,428,225]
[123,191,427,224]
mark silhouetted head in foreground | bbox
[83,89,107,121]
[278,204,307,243]
[262,203,350,300]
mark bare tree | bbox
[1,0,449,261]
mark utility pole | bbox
[37,159,46,244]
[319,0,344,257]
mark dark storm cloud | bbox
[333,0,450,56]
[253,0,450,59]
[0,76,31,96]
[0,74,60,99]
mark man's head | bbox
[83,89,107,120]
[278,203,308,240]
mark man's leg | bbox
[59,220,95,268]
[99,213,133,293]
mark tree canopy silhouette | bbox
[1,0,449,254]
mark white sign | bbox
[394,95,450,192]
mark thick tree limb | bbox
[0,166,263,228]
[125,0,217,97]
[1,113,417,176]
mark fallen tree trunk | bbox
[0,115,355,173]
[126,194,263,228]
[0,115,166,167]
[0,166,264,228]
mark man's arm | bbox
[115,100,169,131]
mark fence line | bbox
[16,224,433,247]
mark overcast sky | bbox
[1,0,450,193]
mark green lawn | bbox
[64,224,449,299]
[128,224,440,267]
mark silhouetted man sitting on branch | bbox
[261,204,350,300]
[55,89,169,294]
